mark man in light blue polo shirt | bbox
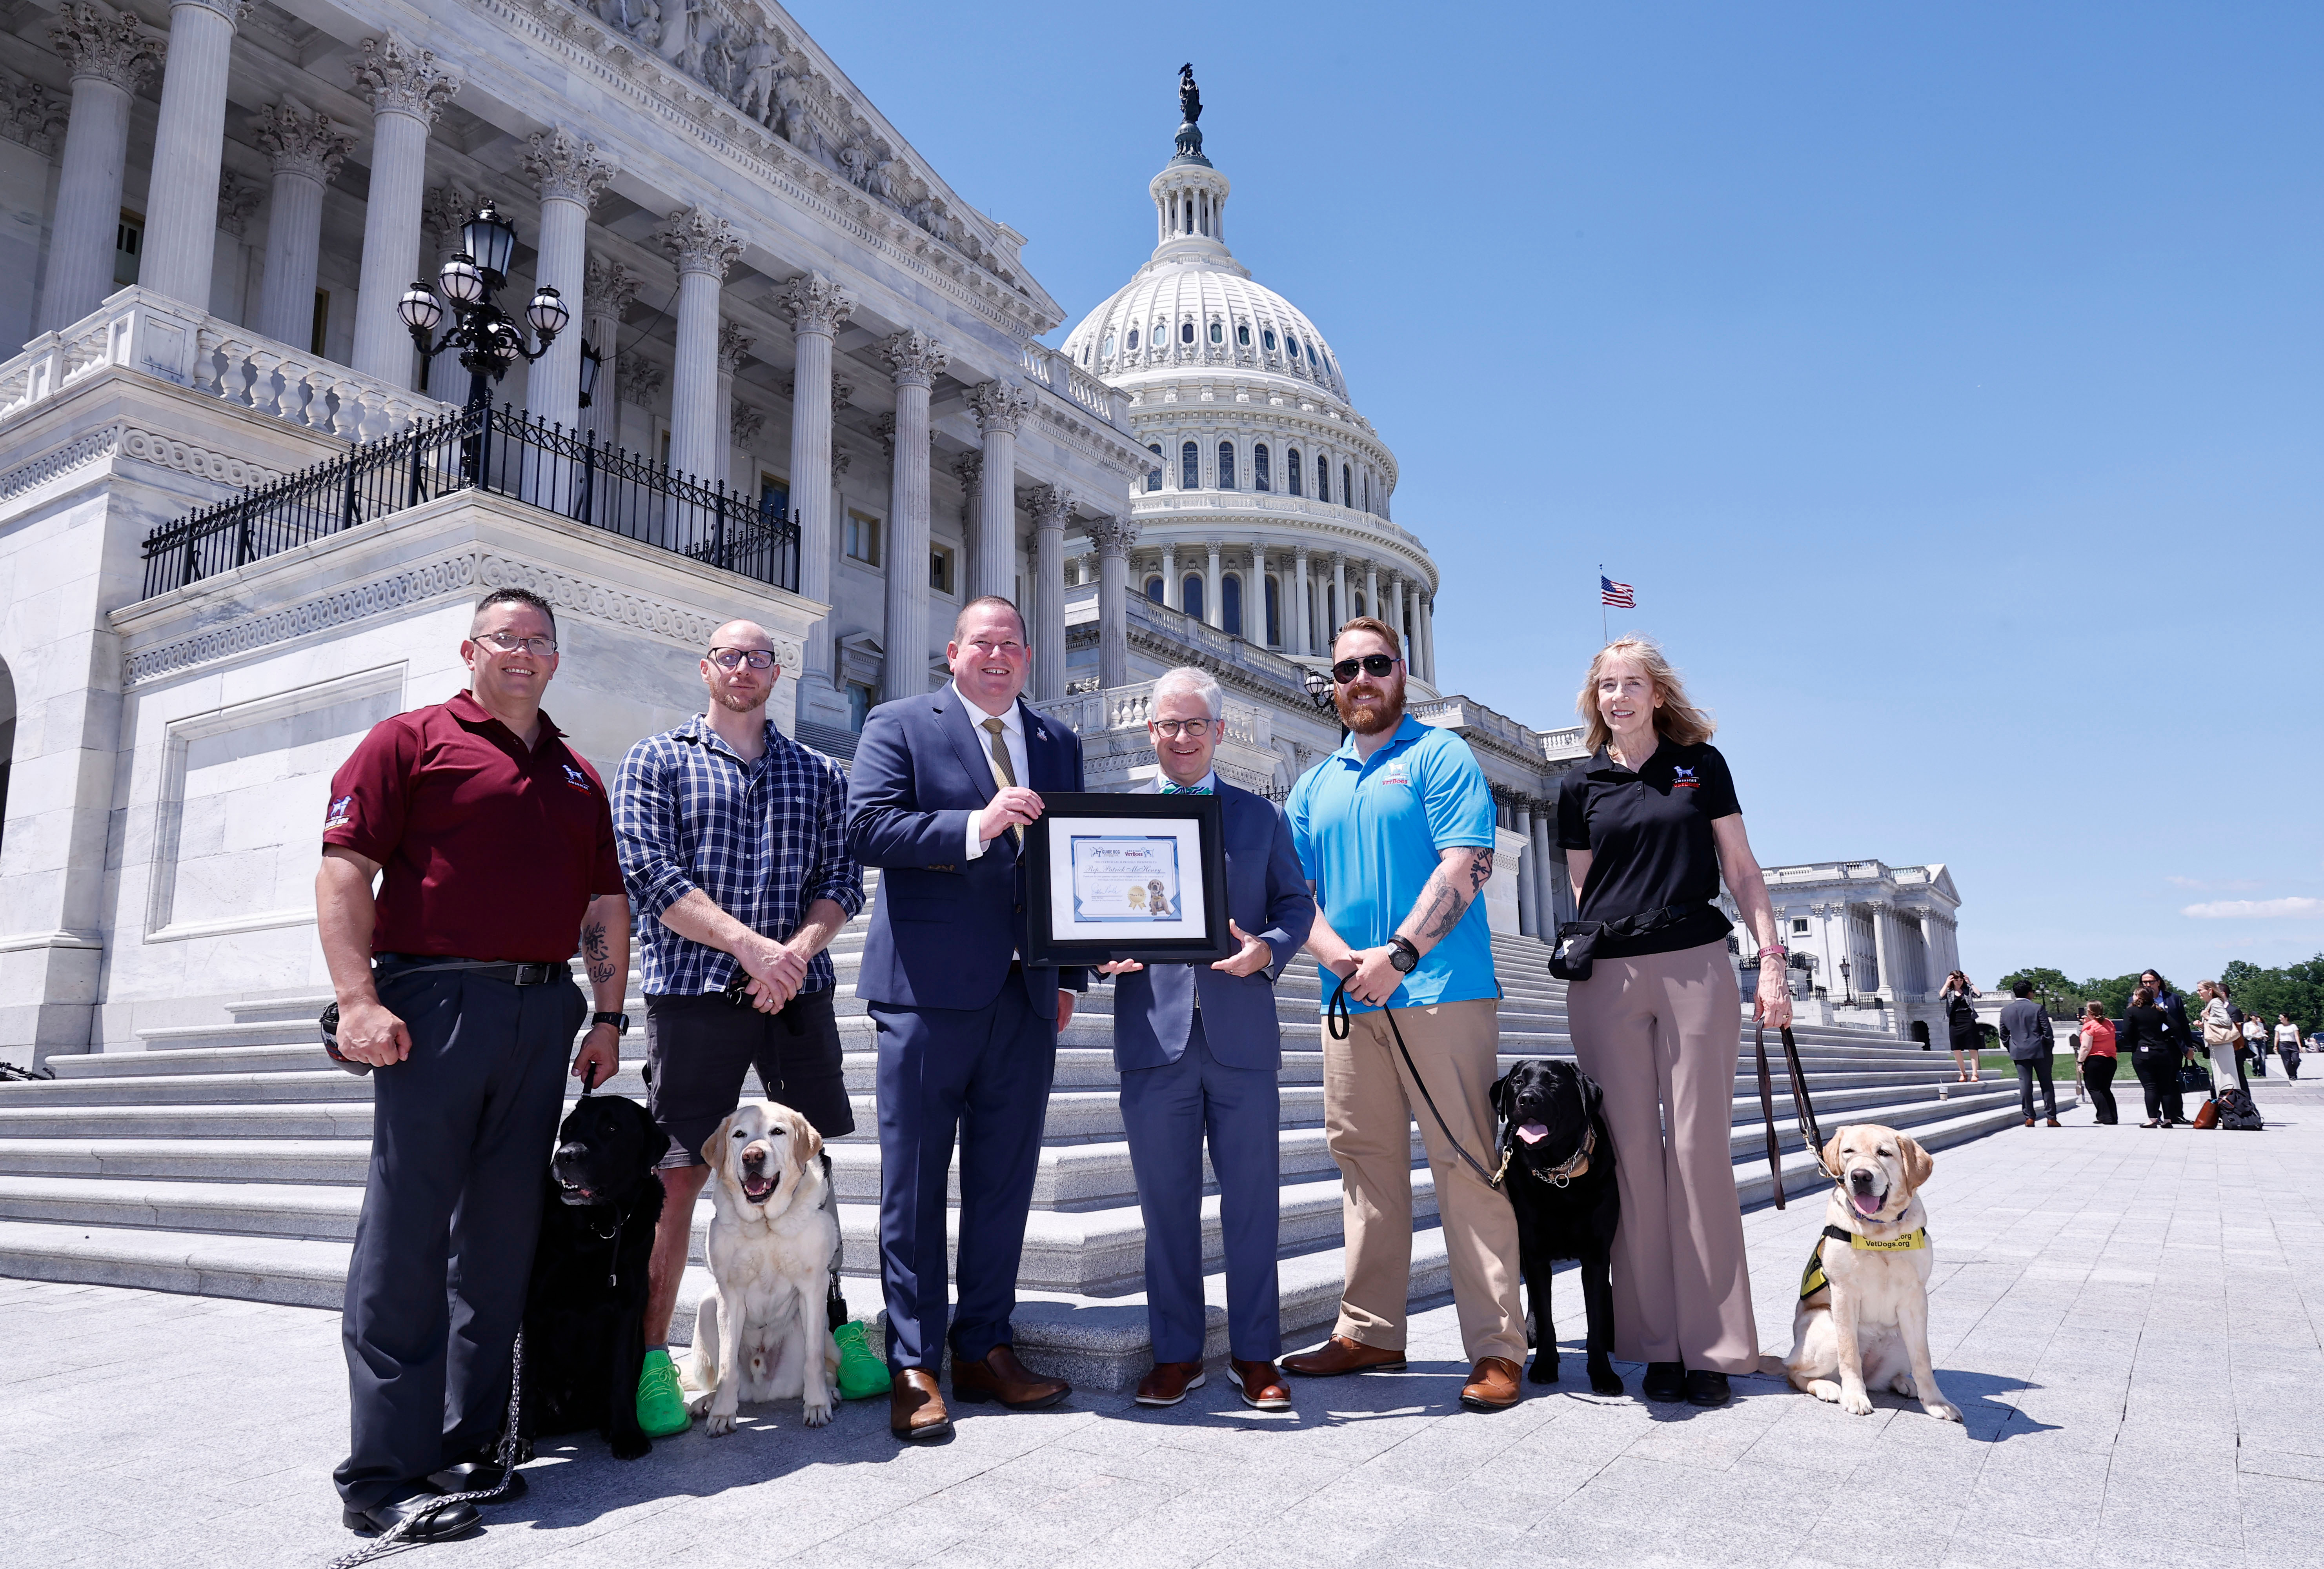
[1279,617,1527,1412]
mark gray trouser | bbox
[2016,1056,2056,1120]
[333,961,581,1510]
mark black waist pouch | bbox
[1549,903,1710,983]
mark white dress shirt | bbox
[955,680,1029,861]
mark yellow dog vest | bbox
[1799,1222,1929,1300]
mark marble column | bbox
[522,128,616,437]
[1364,560,1379,624]
[1391,573,1407,652]
[966,380,1030,602]
[1030,485,1072,700]
[1159,542,1178,610]
[655,208,741,486]
[777,269,854,688]
[1203,541,1223,630]
[1533,817,1559,934]
[40,7,161,333]
[1292,546,1312,654]
[350,38,459,387]
[1091,516,1137,688]
[1869,901,1895,1001]
[137,0,240,309]
[951,453,982,605]
[1330,553,1348,645]
[881,328,947,703]
[714,321,750,478]
[581,255,641,447]
[1418,592,1436,682]
[1251,540,1269,646]
[250,102,351,348]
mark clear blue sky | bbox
[792,0,2322,988]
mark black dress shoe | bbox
[342,1491,482,1541]
[1643,1361,1687,1402]
[426,1449,528,1500]
[1684,1369,1731,1407]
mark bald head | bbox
[701,619,781,716]
[710,619,773,651]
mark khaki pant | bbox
[1566,941,1760,1374]
[1322,996,1526,1365]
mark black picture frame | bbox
[1021,790,1233,967]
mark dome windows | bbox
[1208,320,1223,345]
[1253,443,1270,491]
[1180,440,1199,490]
[1145,575,1165,603]
[1217,441,1236,490]
[1180,320,1196,345]
[1261,328,1277,353]
[1343,464,1353,506]
[1145,442,1163,493]
[1102,332,1115,357]
[1287,335,1302,359]
[1237,323,1250,347]
[1126,327,1139,351]
[1316,453,1330,501]
[1286,446,1302,496]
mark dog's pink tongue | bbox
[1516,1122,1549,1145]
[1853,1192,1883,1216]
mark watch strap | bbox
[591,1011,631,1035]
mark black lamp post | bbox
[397,203,570,413]
[1838,955,1853,1008]
[1301,665,1346,739]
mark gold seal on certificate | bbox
[1023,792,1232,966]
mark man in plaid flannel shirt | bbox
[611,618,884,1426]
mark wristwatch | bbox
[1387,936,1421,974]
[591,1011,631,1036]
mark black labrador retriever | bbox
[515,1092,665,1460]
[1490,1058,1622,1394]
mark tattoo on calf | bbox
[582,921,615,984]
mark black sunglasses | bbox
[1331,654,1400,683]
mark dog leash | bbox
[324,1331,527,1569]
[1327,976,1508,1189]
[1751,1023,1786,1209]
[1766,1021,1842,1182]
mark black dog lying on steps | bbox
[514,1092,664,1460]
[1490,1058,1623,1394]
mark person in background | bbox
[2121,985,2182,1127]
[2195,980,2239,1102]
[1998,980,2058,1128]
[2276,1013,2303,1080]
[1938,970,1982,1083]
[2241,1008,2268,1078]
[2076,1001,2118,1125]
[2140,968,2194,1071]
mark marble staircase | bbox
[0,871,2042,1388]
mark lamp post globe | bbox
[525,284,570,340]
[460,204,518,285]
[397,283,443,335]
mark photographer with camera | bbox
[612,619,882,1432]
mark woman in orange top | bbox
[2076,1001,2119,1125]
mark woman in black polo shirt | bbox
[1555,638,1792,1410]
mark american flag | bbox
[1600,575,1635,609]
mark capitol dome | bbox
[1062,86,1440,686]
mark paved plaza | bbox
[4,1071,2320,1569]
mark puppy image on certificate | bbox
[1070,836,1180,922]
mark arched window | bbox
[1316,454,1330,501]
[1208,320,1223,344]
[1199,195,1210,236]
[1182,574,1205,620]
[1236,323,1250,346]
[1252,443,1270,491]
[1222,573,1243,637]
[1262,328,1277,353]
[1217,441,1236,491]
[1265,576,1281,647]
[1354,591,1367,618]
[1180,320,1195,344]
[1362,470,1370,512]
[1127,326,1139,350]
[1181,440,1199,490]
[1287,447,1302,496]
[1343,465,1353,506]
[1145,441,1163,493]
[1145,575,1165,603]
[1102,332,1114,357]
[1287,335,1301,358]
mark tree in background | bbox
[2219,956,2324,1036]
[1997,967,2082,1017]
[1996,968,2170,1021]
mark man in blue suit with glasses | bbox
[846,595,1085,1442]
[1098,667,1314,1411]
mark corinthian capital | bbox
[881,328,949,389]
[1030,484,1074,526]
[731,399,765,448]
[251,100,353,186]
[966,379,1032,435]
[659,206,744,280]
[1087,515,1139,557]
[526,127,618,209]
[352,37,459,124]
[584,254,643,319]
[716,321,753,375]
[215,172,260,236]
[777,270,855,335]
[51,5,164,94]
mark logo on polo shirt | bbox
[1380,761,1413,788]
[1672,766,1699,789]
[560,763,591,792]
[324,794,354,828]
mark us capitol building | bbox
[0,3,1962,1059]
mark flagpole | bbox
[1599,562,1607,644]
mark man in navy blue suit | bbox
[845,595,1085,1442]
[1099,668,1314,1411]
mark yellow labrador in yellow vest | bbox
[681,1100,842,1432]
[1784,1125,1963,1423]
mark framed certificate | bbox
[1022,791,1233,967]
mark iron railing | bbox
[139,403,799,600]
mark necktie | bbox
[981,716,1019,845]
[1162,781,1211,795]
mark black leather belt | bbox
[378,954,571,987]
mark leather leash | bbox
[1751,1021,1785,1209]
[1328,976,1506,1190]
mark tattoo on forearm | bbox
[582,921,615,985]
[1467,850,1493,895]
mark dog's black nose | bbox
[1851,1171,1875,1190]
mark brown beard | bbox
[1336,675,1404,735]
[712,686,767,716]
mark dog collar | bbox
[1503,1121,1596,1189]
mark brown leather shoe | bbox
[2046,1118,2062,1127]
[1228,1358,1292,1411]
[1280,1335,1407,1377]
[1460,1356,1522,1411]
[2023,1117,2036,1127]
[890,1368,952,1442]
[951,1344,1071,1410]
[1134,1360,1205,1407]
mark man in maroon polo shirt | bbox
[318,586,630,1543]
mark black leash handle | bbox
[1751,1022,1785,1209]
[1327,976,1503,1190]
[1775,1022,1826,1165]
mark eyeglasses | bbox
[1152,719,1212,738]
[475,630,557,657]
[1331,654,1400,683]
[708,647,777,671]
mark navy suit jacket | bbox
[845,687,1087,1012]
[1110,778,1315,1072]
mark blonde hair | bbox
[2198,979,2220,998]
[1576,637,1714,753]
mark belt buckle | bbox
[516,962,554,987]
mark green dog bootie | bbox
[833,1320,889,1400]
[637,1346,691,1437]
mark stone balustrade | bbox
[1017,340,1120,422]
